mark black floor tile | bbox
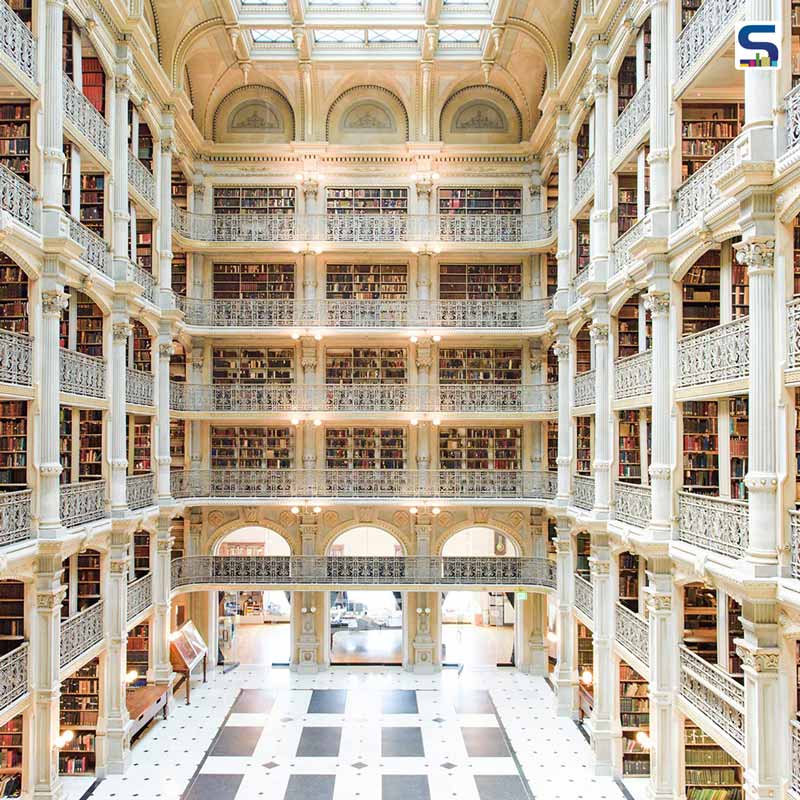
[231,690,275,714]
[452,690,494,715]
[284,774,336,800]
[381,727,425,757]
[308,689,347,714]
[382,690,418,714]
[209,726,263,757]
[474,775,528,800]
[382,774,431,800]
[184,774,243,800]
[461,727,510,758]
[296,726,342,757]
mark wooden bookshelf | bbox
[136,121,153,173]
[617,55,637,116]
[547,346,559,384]
[576,532,591,579]
[617,174,638,235]
[0,102,30,180]
[731,249,749,320]
[619,409,641,483]
[546,253,558,297]
[617,295,640,358]
[210,426,293,470]
[170,419,185,470]
[577,622,593,722]
[684,723,743,800]
[438,187,521,215]
[439,348,521,385]
[130,321,151,372]
[0,400,27,490]
[59,658,99,775]
[0,714,23,796]
[135,220,153,274]
[170,344,186,383]
[170,517,184,561]
[619,552,640,612]
[133,530,150,579]
[326,348,406,384]
[326,187,408,214]
[0,254,29,334]
[682,252,720,334]
[681,103,743,180]
[794,0,800,87]
[172,252,187,297]
[130,416,152,474]
[796,389,800,503]
[79,409,102,481]
[729,397,748,500]
[63,141,73,212]
[76,292,103,357]
[576,121,590,171]
[620,662,650,777]
[439,263,521,300]
[325,427,406,470]
[59,407,72,484]
[212,347,294,385]
[0,581,24,657]
[727,596,743,679]
[326,263,407,301]
[79,174,105,236]
[439,427,521,470]
[213,187,295,215]
[82,56,105,115]
[576,416,592,475]
[172,170,188,208]
[546,421,558,471]
[794,215,800,296]
[62,12,73,75]
[127,622,149,687]
[683,584,718,663]
[77,551,100,611]
[642,18,652,76]
[576,324,592,374]
[576,220,590,274]
[213,263,295,300]
[683,401,718,493]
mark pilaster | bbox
[152,513,173,684]
[411,601,437,673]
[590,321,610,516]
[111,319,132,516]
[589,63,610,282]
[156,337,173,501]
[554,333,572,503]
[295,514,321,672]
[554,521,578,717]
[112,66,131,282]
[647,0,670,214]
[554,109,571,310]
[158,111,175,306]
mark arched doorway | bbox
[326,527,406,666]
[440,527,517,668]
[215,526,292,667]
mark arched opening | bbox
[327,526,405,666]
[440,527,517,667]
[214,526,292,668]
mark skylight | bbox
[442,0,488,4]
[252,29,294,43]
[367,29,419,43]
[240,0,288,5]
[308,0,419,5]
[313,29,365,44]
[439,29,481,44]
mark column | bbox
[189,347,204,471]
[301,179,319,230]
[415,178,433,241]
[554,331,571,503]
[295,513,321,672]
[644,289,671,535]
[110,318,131,516]
[416,246,431,325]
[527,510,548,675]
[554,520,578,717]
[103,525,132,772]
[302,251,317,323]
[112,71,130,283]
[412,512,438,672]
[416,421,431,496]
[742,0,775,161]
[589,65,610,283]
[158,114,174,306]
[415,335,432,431]
[555,109,571,308]
[301,336,318,485]
[647,0,670,219]
[41,0,65,236]
[590,320,610,516]
[156,335,173,500]
[32,545,65,800]
[152,513,173,683]
[589,534,616,774]
[39,284,68,534]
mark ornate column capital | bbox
[159,342,175,359]
[415,338,432,370]
[553,139,570,157]
[300,178,319,199]
[646,593,672,613]
[113,321,133,341]
[589,557,610,577]
[734,643,779,673]
[589,323,609,341]
[415,178,434,196]
[552,342,570,361]
[588,75,609,99]
[42,290,69,317]
[643,291,670,317]
[733,238,775,276]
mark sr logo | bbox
[735,22,781,69]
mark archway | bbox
[440,527,517,668]
[215,526,292,668]
[326,526,405,666]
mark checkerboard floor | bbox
[84,667,629,800]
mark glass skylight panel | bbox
[442,0,488,4]
[314,29,365,43]
[308,0,419,4]
[439,29,481,43]
[252,29,294,43]
[240,0,288,5]
[367,29,418,43]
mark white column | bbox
[303,251,317,320]
[416,247,431,312]
[156,336,172,500]
[647,0,670,218]
[112,72,130,282]
[301,336,318,477]
[158,116,174,307]
[554,521,578,717]
[554,332,572,503]
[590,321,610,516]
[415,335,431,426]
[742,0,775,161]
[555,110,571,309]
[69,146,81,217]
[589,66,610,283]
[295,514,321,672]
[152,513,173,683]
[110,319,131,516]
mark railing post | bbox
[554,520,578,717]
[590,320,610,517]
[152,513,173,684]
[111,320,131,516]
[554,333,572,503]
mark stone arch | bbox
[434,519,530,558]
[144,0,161,62]
[505,17,561,90]
[211,85,295,143]
[778,183,800,224]
[207,519,298,556]
[320,520,411,557]
[0,241,39,283]
[568,0,581,57]
[66,280,111,319]
[609,282,648,317]
[171,17,225,88]
[438,85,522,144]
[325,85,409,144]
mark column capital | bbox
[589,322,609,341]
[113,321,133,340]
[643,291,670,317]
[589,557,610,577]
[552,139,570,156]
[646,592,672,613]
[588,74,609,99]
[42,289,69,317]
[734,642,779,673]
[415,338,433,370]
[733,238,775,276]
[159,342,175,359]
[553,341,570,361]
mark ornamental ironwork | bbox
[0,489,31,546]
[126,573,153,621]
[68,213,111,276]
[787,298,800,369]
[613,482,651,528]
[613,78,650,157]
[0,0,35,81]
[675,137,738,229]
[60,602,103,668]
[128,261,156,305]
[787,84,800,153]
[614,350,652,400]
[0,643,28,715]
[0,162,37,230]
[573,475,595,511]
[0,329,31,387]
[676,0,745,84]
[63,73,110,159]
[574,155,595,209]
[60,480,107,528]
[677,317,749,388]
[128,151,156,207]
[615,602,649,665]
[314,384,413,413]
[574,370,596,407]
[791,720,800,799]
[126,473,155,511]
[677,491,748,559]
[126,367,154,406]
[321,299,408,328]
[574,574,593,619]
[60,348,106,398]
[790,510,800,580]
[612,216,646,277]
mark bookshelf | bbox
[439,263,521,300]
[682,253,721,334]
[172,170,188,208]
[325,348,406,384]
[76,292,103,356]
[0,254,29,334]
[619,410,641,483]
[684,723,743,800]
[617,174,638,235]
[620,662,650,776]
[63,141,72,212]
[577,622,593,722]
[59,658,99,775]
[326,264,407,301]
[796,389,800,502]
[617,55,637,116]
[136,123,153,173]
[576,121,590,171]
[438,187,521,215]
[170,344,186,383]
[59,407,72,483]
[683,401,718,494]
[79,410,102,481]
[326,187,408,214]
[130,416,152,474]
[576,416,592,475]
[731,248,749,320]
[576,220,591,274]
[794,0,800,86]
[126,622,149,687]
[213,187,295,215]
[641,18,652,77]
[133,530,150,579]
[0,102,30,180]
[681,103,743,180]
[325,427,406,470]
[62,12,73,74]
[547,346,559,384]
[212,347,294,384]
[79,174,105,236]
[727,596,743,679]
[438,427,521,470]
[619,552,640,612]
[130,321,151,372]
[0,714,22,796]
[683,584,718,663]
[170,419,185,470]
[210,426,293,469]
[439,348,521,384]
[546,253,558,297]
[82,56,106,115]
[60,558,69,618]
[0,400,27,490]
[77,551,100,611]
[213,263,295,300]
[170,517,184,561]
[0,581,24,657]
[617,295,640,358]
[576,532,591,579]
[135,220,153,274]
[729,397,748,500]
[547,421,558,471]
[172,252,187,297]
[576,324,592,374]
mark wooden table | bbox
[126,684,170,740]
[172,653,208,705]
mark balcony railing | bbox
[171,555,557,591]
[675,137,738,229]
[676,0,745,84]
[614,79,650,157]
[0,329,31,386]
[128,261,156,305]
[0,643,28,714]
[679,644,744,746]
[791,510,800,580]
[786,84,800,153]
[0,162,37,230]
[677,491,748,559]
[60,602,104,669]
[67,214,111,276]
[128,151,156,207]
[127,573,153,622]
[0,488,32,547]
[126,473,155,511]
[614,350,652,400]
[60,348,105,398]
[170,468,558,501]
[787,298,800,370]
[126,367,154,406]
[791,720,800,800]
[60,480,107,528]
[574,574,593,620]
[573,474,595,511]
[611,216,646,277]
[62,73,110,160]
[615,603,649,665]
[434,383,557,414]
[613,482,651,529]
[574,155,595,209]
[677,317,749,389]
[0,0,35,81]
[574,370,595,407]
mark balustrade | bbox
[127,573,153,621]
[792,720,800,799]
[613,482,651,528]
[790,510,800,580]
[127,261,156,304]
[62,73,110,159]
[574,370,596,407]
[675,137,738,229]
[615,602,649,665]
[613,79,650,157]
[126,473,155,511]
[126,367,154,406]
[611,216,646,277]
[0,162,37,230]
[574,574,593,619]
[60,348,105,398]
[0,488,31,547]
[60,602,104,668]
[68,214,111,276]
[0,643,28,714]
[677,491,748,559]
[677,317,749,388]
[787,299,800,370]
[573,474,595,511]
[0,0,35,81]
[614,350,652,400]
[128,151,156,207]
[60,480,107,528]
[787,84,800,153]
[574,155,595,209]
[676,0,745,84]
[314,384,412,413]
[0,329,31,386]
